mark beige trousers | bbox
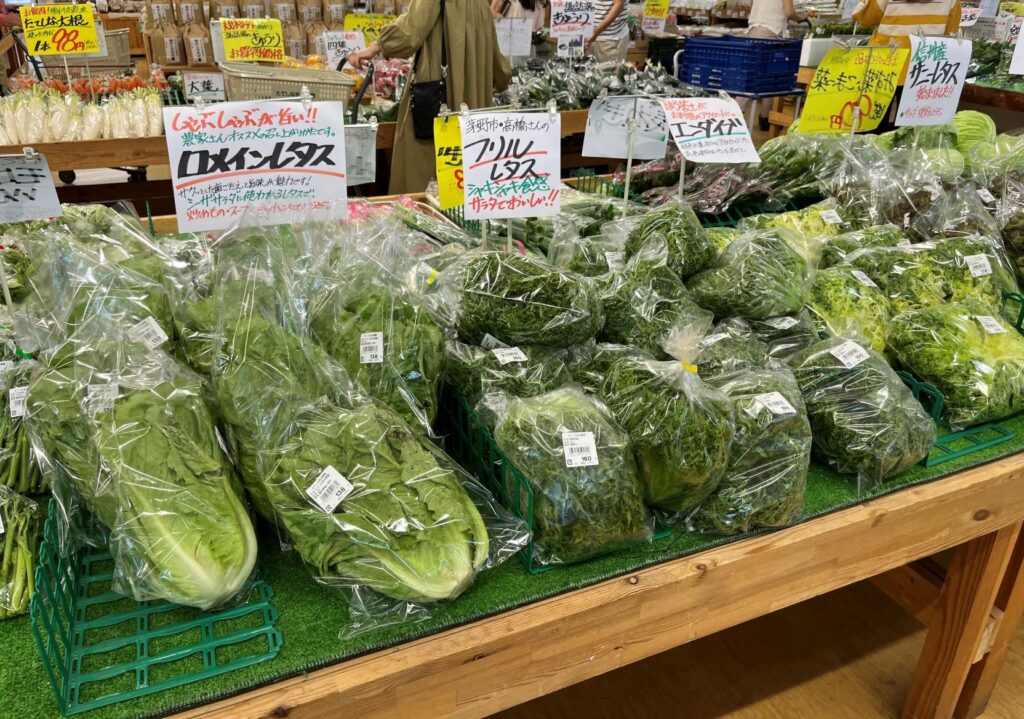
[588,35,629,63]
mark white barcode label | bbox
[300,5,320,20]
[0,361,14,375]
[243,4,262,16]
[492,347,528,365]
[755,391,796,417]
[329,4,345,19]
[359,332,384,364]
[975,315,1008,334]
[86,384,119,415]
[698,333,729,348]
[604,251,624,271]
[152,3,171,21]
[763,316,799,330]
[481,333,509,350]
[562,431,598,468]
[829,340,870,369]
[820,209,843,225]
[8,386,27,419]
[978,188,996,203]
[851,269,878,288]
[219,4,239,15]
[189,36,207,64]
[129,316,169,350]
[306,465,354,513]
[966,254,993,278]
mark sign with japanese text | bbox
[322,31,366,68]
[980,0,1000,15]
[433,117,464,210]
[800,47,909,133]
[343,14,395,45]
[642,0,670,33]
[459,112,561,219]
[496,17,533,57]
[184,72,226,102]
[1011,22,1024,71]
[1011,14,1024,44]
[163,100,347,232]
[221,18,285,62]
[0,154,62,224]
[967,14,1010,40]
[556,35,585,57]
[583,97,668,160]
[660,97,760,163]
[1003,1,1024,15]
[551,0,595,37]
[20,4,100,56]
[841,0,858,20]
[896,36,970,125]
[961,6,983,25]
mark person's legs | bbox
[587,38,618,63]
[742,26,780,129]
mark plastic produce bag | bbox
[547,224,629,277]
[819,224,907,269]
[886,301,1024,429]
[600,357,734,514]
[445,340,571,407]
[623,202,717,280]
[806,266,892,354]
[738,199,852,239]
[0,361,43,494]
[566,342,654,395]
[694,318,771,379]
[790,337,935,494]
[748,312,820,364]
[910,186,1002,243]
[0,486,42,620]
[691,368,812,534]
[687,229,814,319]
[491,386,653,566]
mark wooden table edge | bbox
[170,453,1024,719]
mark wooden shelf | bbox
[0,136,170,172]
[962,83,1024,113]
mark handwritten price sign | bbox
[642,0,669,33]
[163,100,348,232]
[343,14,396,45]
[0,154,62,223]
[221,18,285,62]
[20,4,100,56]
[800,47,908,133]
[896,36,971,126]
[434,117,465,210]
[661,97,760,164]
[322,31,366,68]
[551,0,595,37]
[459,112,561,220]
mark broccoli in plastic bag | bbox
[806,266,892,354]
[694,318,771,379]
[886,302,1024,429]
[492,387,653,566]
[600,357,734,514]
[623,202,717,280]
[790,337,935,494]
[0,486,42,620]
[445,340,571,407]
[691,368,812,534]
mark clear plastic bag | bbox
[599,357,734,515]
[623,202,716,281]
[748,311,822,364]
[790,337,936,494]
[445,340,571,408]
[0,360,44,495]
[566,342,654,396]
[819,224,907,269]
[547,223,628,277]
[491,386,653,566]
[738,199,853,239]
[886,301,1024,429]
[693,318,771,380]
[806,266,892,354]
[0,486,42,620]
[691,368,812,535]
[910,185,1002,243]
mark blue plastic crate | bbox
[680,35,801,94]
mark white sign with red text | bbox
[896,36,971,125]
[660,97,761,164]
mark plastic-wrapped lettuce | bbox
[492,387,652,565]
[0,361,43,495]
[596,244,712,359]
[694,318,770,379]
[566,342,654,395]
[910,186,1002,243]
[748,312,820,363]
[450,251,603,348]
[688,229,813,319]
[738,200,850,238]
[445,340,570,406]
[806,266,892,354]
[706,227,743,258]
[790,337,935,494]
[600,357,733,514]
[623,202,717,280]
[691,368,811,534]
[0,247,33,305]
[546,215,636,277]
[886,302,1024,428]
[0,487,42,620]
[819,224,907,269]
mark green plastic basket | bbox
[29,501,282,715]
[1001,289,1024,332]
[926,424,1015,468]
[897,370,945,425]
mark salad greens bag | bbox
[692,368,812,534]
[600,357,734,515]
[567,342,654,395]
[0,361,44,495]
[489,386,653,566]
[886,302,1024,429]
[445,340,571,407]
[738,199,851,239]
[623,201,717,281]
[693,318,771,380]
[0,486,43,620]
[818,224,907,269]
[747,312,820,364]
[790,337,935,494]
[806,266,892,354]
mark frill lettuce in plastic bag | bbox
[0,486,42,620]
[806,266,892,354]
[738,199,852,238]
[0,361,43,494]
[748,311,821,363]
[706,227,743,259]
[687,228,814,319]
[819,224,907,269]
[600,357,734,514]
[694,318,771,379]
[547,222,630,277]
[489,386,652,566]
[690,368,811,534]
[910,185,1002,243]
[623,202,716,281]
[0,246,34,305]
[566,342,653,395]
[752,132,841,207]
[790,337,935,494]
[445,340,571,407]
[447,250,603,349]
[886,301,1024,429]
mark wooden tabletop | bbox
[170,453,1024,719]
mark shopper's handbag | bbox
[408,0,448,141]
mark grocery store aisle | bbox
[493,579,1024,719]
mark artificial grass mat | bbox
[4,414,1024,719]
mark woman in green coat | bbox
[348,0,512,194]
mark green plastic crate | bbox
[1001,289,1024,332]
[30,501,282,715]
[926,424,1015,468]
[897,370,945,425]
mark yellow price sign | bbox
[20,4,100,56]
[343,14,396,45]
[221,18,285,62]
[433,117,464,211]
[643,0,670,19]
[1001,1,1024,15]
[800,47,909,134]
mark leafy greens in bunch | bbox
[623,203,717,280]
[445,340,571,406]
[806,267,892,354]
[0,487,42,619]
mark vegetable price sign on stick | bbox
[800,46,909,133]
[895,36,971,126]
[459,110,562,221]
[642,0,669,33]
[582,97,668,161]
[660,97,761,164]
[496,18,533,58]
[163,99,348,232]
[0,153,63,225]
[19,4,101,56]
[550,0,596,37]
[220,18,285,62]
[433,116,465,211]
[343,14,396,45]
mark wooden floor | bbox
[493,580,1024,719]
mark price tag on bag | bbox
[975,315,1008,334]
[604,251,625,271]
[698,333,729,348]
[306,465,354,513]
[359,332,384,364]
[8,386,27,419]
[763,316,799,330]
[829,340,871,369]
[755,391,797,417]
[86,384,118,415]
[0,154,62,224]
[820,209,843,225]
[966,253,993,277]
[129,316,170,350]
[562,431,598,468]
[491,347,528,365]
[851,269,878,288]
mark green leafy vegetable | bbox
[0,363,43,495]
[623,203,716,280]
[819,224,906,269]
[445,340,570,406]
[806,266,892,354]
[748,312,820,363]
[695,318,770,379]
[0,487,42,620]
[567,342,653,395]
